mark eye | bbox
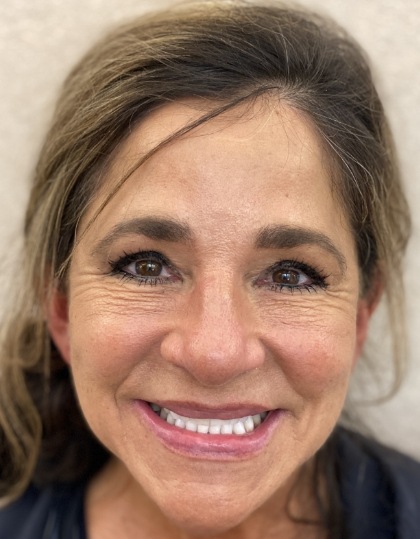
[255,259,328,293]
[272,268,302,286]
[130,259,164,277]
[109,251,180,285]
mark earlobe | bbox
[47,288,71,364]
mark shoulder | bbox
[336,427,420,539]
[0,482,86,539]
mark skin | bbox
[48,99,378,539]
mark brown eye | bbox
[135,260,163,277]
[272,269,301,286]
[254,260,326,293]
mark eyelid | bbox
[110,249,167,265]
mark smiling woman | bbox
[58,103,360,506]
[0,1,419,539]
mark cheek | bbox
[263,312,357,399]
[67,299,169,450]
[69,307,165,380]
[66,285,173,425]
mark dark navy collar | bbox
[337,428,420,539]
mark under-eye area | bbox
[148,402,269,436]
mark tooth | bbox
[220,423,233,435]
[185,420,197,432]
[159,406,268,435]
[244,416,255,433]
[209,424,221,435]
[175,418,186,429]
[166,412,176,425]
[233,422,246,435]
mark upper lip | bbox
[146,400,273,419]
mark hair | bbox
[0,0,411,534]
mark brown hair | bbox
[0,0,411,533]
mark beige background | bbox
[0,0,419,458]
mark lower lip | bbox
[133,400,285,460]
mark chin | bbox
[158,500,254,537]
[137,472,268,536]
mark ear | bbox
[353,273,384,366]
[46,288,71,364]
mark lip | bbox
[133,400,285,460]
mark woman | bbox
[0,1,419,538]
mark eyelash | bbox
[107,251,329,292]
[253,259,329,293]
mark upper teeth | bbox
[150,403,268,435]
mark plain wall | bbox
[0,0,419,458]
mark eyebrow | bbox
[91,217,347,273]
[256,225,347,273]
[91,217,192,257]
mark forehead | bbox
[81,98,352,256]
[114,98,333,182]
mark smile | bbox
[149,403,268,435]
[134,400,284,460]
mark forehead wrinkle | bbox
[255,225,347,275]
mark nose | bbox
[160,273,265,386]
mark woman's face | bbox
[50,100,373,534]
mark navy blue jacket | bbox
[1,429,419,538]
